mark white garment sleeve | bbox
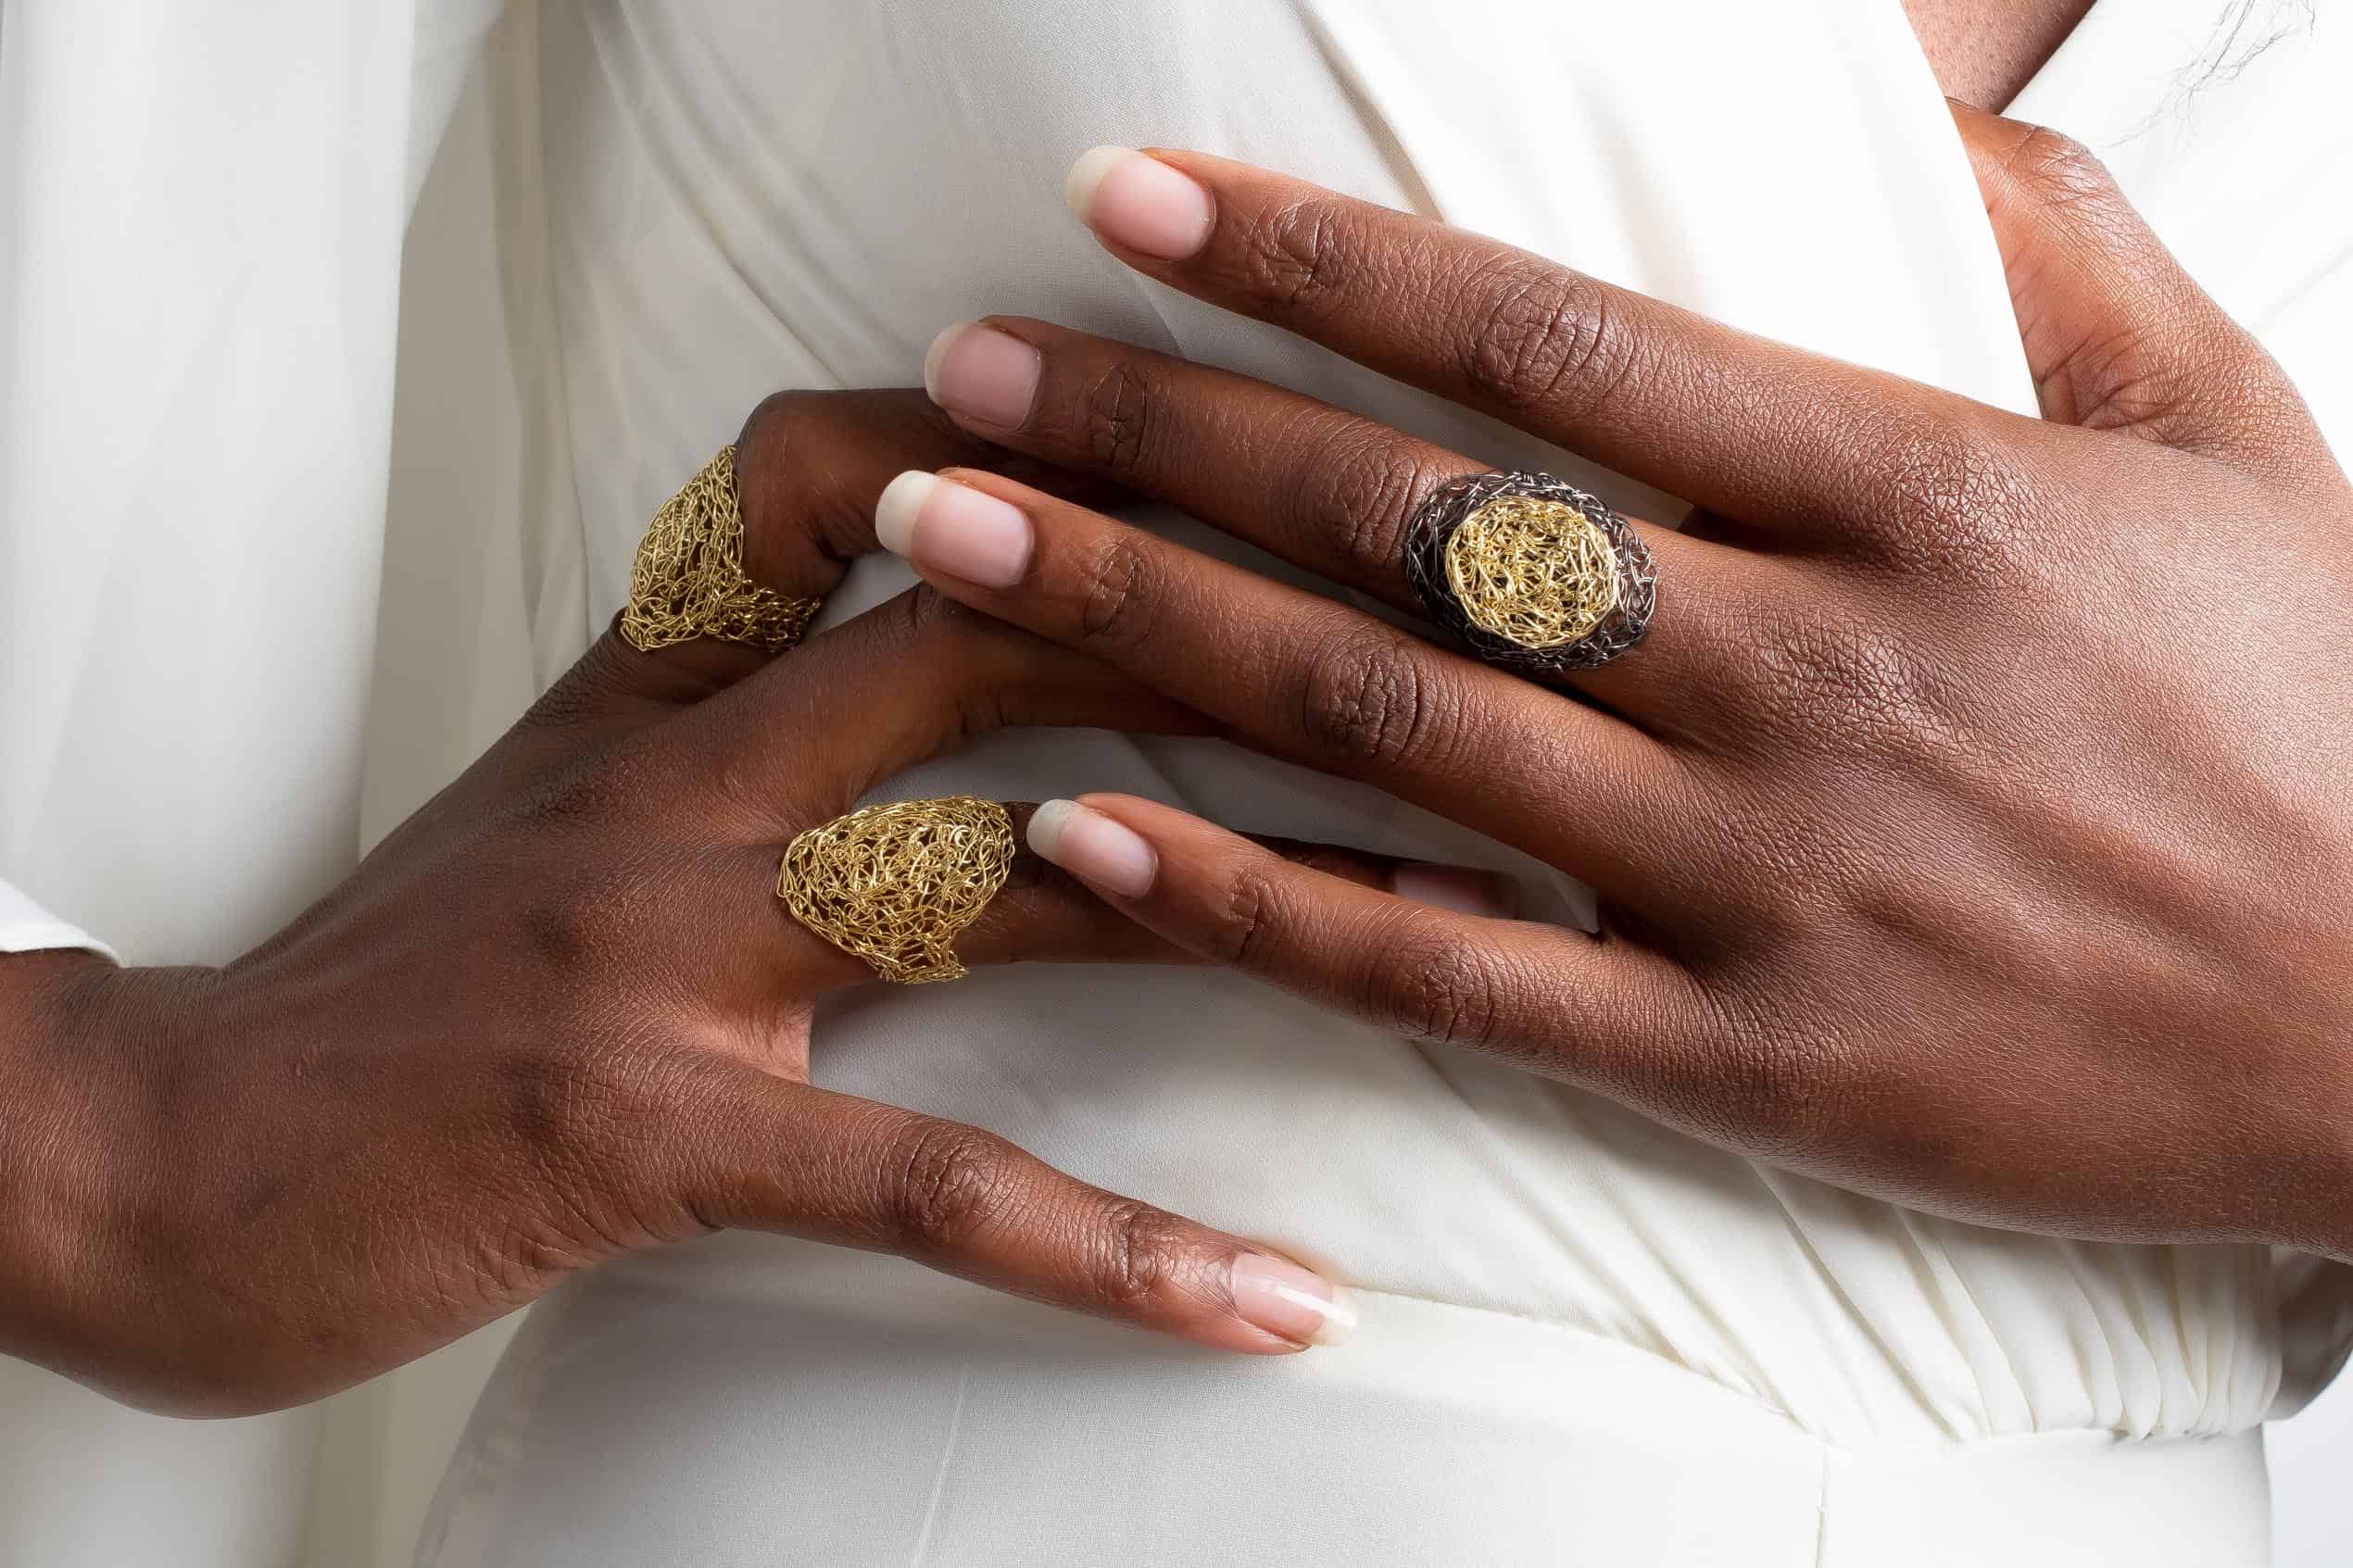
[0,878,117,962]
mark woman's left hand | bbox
[880,105,2353,1258]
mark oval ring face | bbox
[1441,495,1621,651]
[1403,470,1658,675]
[777,796,1014,984]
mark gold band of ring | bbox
[776,797,1015,984]
[621,445,823,656]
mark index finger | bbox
[619,390,1126,704]
[1065,144,2034,541]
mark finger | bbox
[1023,793,1705,1084]
[674,585,1210,825]
[620,390,1127,700]
[955,804,1498,970]
[1062,144,2023,541]
[666,1068,1359,1353]
[874,469,1705,899]
[732,388,1126,599]
[747,803,1511,992]
[923,313,1784,725]
[1947,101,2321,468]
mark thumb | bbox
[1949,99,2301,461]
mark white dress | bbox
[5,3,2352,1565]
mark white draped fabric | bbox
[3,3,2350,1563]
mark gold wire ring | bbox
[1403,470,1656,673]
[621,445,822,656]
[776,797,1015,984]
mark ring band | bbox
[777,797,1014,984]
[621,445,822,656]
[1403,470,1656,673]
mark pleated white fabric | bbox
[4,3,2351,1565]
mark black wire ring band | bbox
[1403,470,1657,674]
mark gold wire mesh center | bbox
[776,797,1014,985]
[1441,495,1620,651]
[620,445,820,656]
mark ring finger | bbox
[871,469,1713,901]
[920,315,1780,732]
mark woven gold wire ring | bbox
[620,445,822,656]
[1403,470,1656,673]
[777,797,1015,984]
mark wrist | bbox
[0,955,204,1394]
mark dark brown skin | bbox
[0,393,1386,1417]
[901,105,2353,1261]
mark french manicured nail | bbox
[923,321,1041,428]
[874,470,1033,588]
[1065,145,1214,260]
[1026,798,1158,898]
[1392,863,1517,920]
[1230,1254,1357,1348]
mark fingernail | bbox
[874,470,1033,588]
[1392,863,1517,920]
[1065,145,1214,260]
[923,321,1041,429]
[1230,1254,1357,1348]
[1026,798,1158,898]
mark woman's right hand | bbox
[0,391,1357,1418]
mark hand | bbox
[0,391,1361,1418]
[884,110,2353,1259]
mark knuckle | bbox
[896,580,975,646]
[1082,1199,1180,1314]
[2005,125,2116,209]
[1658,975,1850,1154]
[735,387,889,569]
[886,1120,1013,1253]
[1073,531,1160,654]
[1233,195,1358,314]
[733,389,824,513]
[1457,260,1634,419]
[1204,862,1286,969]
[1861,410,2038,573]
[740,387,822,450]
[1741,596,1957,771]
[1072,358,1156,474]
[1716,1025,1848,1151]
[1378,930,1506,1050]
[1295,620,1460,772]
[497,1039,639,1160]
[1783,626,1902,739]
[515,847,689,981]
[1300,430,1453,581]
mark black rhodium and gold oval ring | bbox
[1402,470,1657,675]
